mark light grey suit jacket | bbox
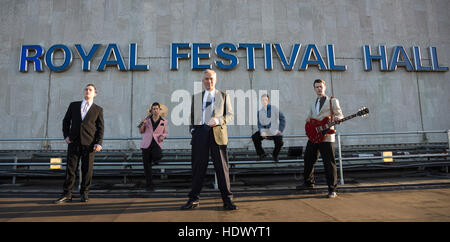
[190,89,234,145]
[306,95,344,142]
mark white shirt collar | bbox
[205,89,215,97]
[82,98,93,106]
[203,89,215,101]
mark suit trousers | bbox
[141,139,162,187]
[188,125,233,203]
[303,140,338,192]
[63,143,95,196]
[251,131,283,158]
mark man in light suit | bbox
[55,84,104,203]
[180,69,237,210]
[297,79,344,198]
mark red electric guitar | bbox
[305,107,369,143]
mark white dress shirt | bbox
[202,89,215,125]
[81,99,93,120]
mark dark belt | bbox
[193,124,209,128]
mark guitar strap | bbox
[329,96,335,118]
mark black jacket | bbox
[62,101,104,146]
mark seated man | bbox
[251,94,286,162]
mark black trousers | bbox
[188,125,233,203]
[303,140,338,192]
[63,143,95,196]
[251,131,283,158]
[141,139,162,187]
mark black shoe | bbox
[54,195,72,204]
[296,183,314,190]
[145,186,154,192]
[273,156,279,162]
[223,201,238,210]
[180,199,199,210]
[80,194,89,203]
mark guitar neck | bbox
[329,113,359,126]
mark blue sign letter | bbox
[98,44,127,71]
[264,43,273,71]
[389,46,414,71]
[299,44,327,70]
[192,43,212,70]
[363,45,388,71]
[273,43,301,71]
[327,45,347,71]
[430,46,449,72]
[45,44,73,72]
[170,43,190,70]
[129,43,149,71]
[215,43,238,70]
[238,43,263,70]
[412,46,432,71]
[19,45,44,72]
[74,44,100,71]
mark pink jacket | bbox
[139,117,168,149]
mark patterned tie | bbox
[204,93,213,124]
[82,102,89,120]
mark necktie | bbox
[315,98,321,114]
[204,93,213,124]
[82,102,89,120]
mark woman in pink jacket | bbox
[138,102,168,191]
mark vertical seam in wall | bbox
[45,71,52,139]
[330,71,334,96]
[249,71,254,134]
[416,73,425,132]
[130,71,134,138]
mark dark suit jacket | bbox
[62,101,104,146]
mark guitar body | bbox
[305,107,369,143]
[305,116,336,143]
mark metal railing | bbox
[1,130,449,187]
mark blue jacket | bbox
[257,104,286,135]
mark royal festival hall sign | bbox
[19,43,448,73]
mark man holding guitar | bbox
[297,79,344,198]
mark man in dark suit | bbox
[180,69,237,210]
[55,84,104,203]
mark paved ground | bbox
[1,176,449,222]
[1,189,450,222]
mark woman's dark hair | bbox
[151,102,160,109]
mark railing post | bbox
[213,160,218,190]
[213,172,218,190]
[337,132,344,185]
[12,155,17,185]
[447,130,450,151]
[78,163,82,192]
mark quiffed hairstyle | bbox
[313,79,326,87]
[86,83,97,92]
